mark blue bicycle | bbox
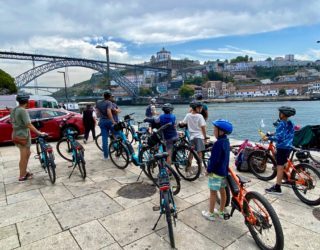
[35,134,56,184]
[151,152,178,248]
[56,128,86,179]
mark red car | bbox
[0,108,85,144]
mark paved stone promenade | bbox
[0,138,320,250]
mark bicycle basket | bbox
[114,121,126,131]
[147,132,161,148]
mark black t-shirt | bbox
[96,100,112,119]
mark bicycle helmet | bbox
[103,90,112,99]
[212,119,233,134]
[150,98,156,104]
[190,101,203,110]
[162,103,174,113]
[278,106,296,117]
[196,94,203,100]
[16,93,30,103]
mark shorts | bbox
[276,148,292,166]
[208,173,227,191]
[191,138,205,152]
[165,137,178,151]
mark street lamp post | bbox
[57,71,69,106]
[96,45,110,85]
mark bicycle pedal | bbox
[68,165,73,168]
[152,205,160,211]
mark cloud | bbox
[1,0,320,44]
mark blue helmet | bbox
[212,119,233,134]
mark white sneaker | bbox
[100,157,109,161]
[214,209,225,219]
[201,210,215,221]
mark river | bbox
[119,101,320,141]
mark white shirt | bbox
[182,113,206,139]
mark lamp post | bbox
[96,45,110,85]
[57,71,69,106]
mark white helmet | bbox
[150,98,156,104]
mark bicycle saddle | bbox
[237,174,251,185]
[38,134,49,138]
[154,152,169,160]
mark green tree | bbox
[279,88,286,96]
[230,55,249,63]
[179,85,194,99]
[266,57,272,61]
[0,69,17,94]
[207,71,224,81]
[139,87,152,96]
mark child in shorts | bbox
[202,119,233,221]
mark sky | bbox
[1,0,320,93]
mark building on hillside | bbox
[308,81,320,93]
[285,54,294,61]
[147,48,200,74]
[260,79,273,84]
[204,81,224,97]
[275,75,297,82]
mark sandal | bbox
[18,172,33,181]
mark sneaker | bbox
[213,209,225,219]
[100,157,109,161]
[83,139,87,144]
[201,210,215,221]
[265,185,282,195]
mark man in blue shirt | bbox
[96,90,116,160]
[265,106,296,195]
[202,119,232,221]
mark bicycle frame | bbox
[227,167,269,224]
[36,137,53,167]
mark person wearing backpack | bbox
[264,106,296,195]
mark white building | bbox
[285,54,294,61]
[308,81,320,93]
[207,88,215,98]
[156,47,171,62]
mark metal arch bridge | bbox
[0,51,171,98]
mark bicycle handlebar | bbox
[156,123,171,133]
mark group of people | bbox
[11,92,296,222]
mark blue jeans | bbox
[99,119,113,159]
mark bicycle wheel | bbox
[309,150,320,165]
[244,191,284,250]
[291,163,320,206]
[125,127,134,144]
[56,138,73,162]
[216,186,231,208]
[109,140,130,169]
[138,146,153,179]
[47,152,56,184]
[172,145,201,181]
[77,150,86,179]
[248,150,277,181]
[95,133,103,151]
[147,162,181,195]
[35,142,43,165]
[163,191,175,248]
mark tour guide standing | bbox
[11,94,46,181]
[96,90,116,160]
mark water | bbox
[119,101,320,141]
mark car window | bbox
[28,110,41,119]
[41,110,62,118]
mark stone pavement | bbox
[0,138,320,250]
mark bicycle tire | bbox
[56,138,73,162]
[47,152,56,184]
[248,150,277,181]
[138,146,153,179]
[163,191,175,248]
[109,140,130,169]
[244,191,284,250]
[172,144,201,181]
[35,142,43,165]
[147,162,181,195]
[291,163,320,206]
[216,186,231,208]
[95,133,103,151]
[77,150,87,179]
[125,127,134,144]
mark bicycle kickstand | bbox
[136,170,143,182]
[68,164,77,179]
[152,213,163,231]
